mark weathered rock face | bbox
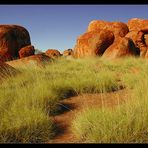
[125,30,139,46]
[0,50,12,62]
[45,49,62,58]
[125,30,148,57]
[6,54,52,68]
[102,37,140,59]
[0,25,31,61]
[145,50,148,58]
[127,18,148,31]
[135,30,148,57]
[144,34,148,46]
[19,45,35,58]
[0,61,18,80]
[87,20,129,38]
[126,18,148,58]
[73,18,148,59]
[63,49,74,57]
[73,29,114,58]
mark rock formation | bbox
[127,18,148,31]
[0,25,31,61]
[102,37,140,59]
[134,30,148,57]
[45,49,62,58]
[19,45,35,58]
[125,30,139,46]
[73,18,148,59]
[73,29,114,58]
[126,18,148,57]
[87,20,129,38]
[0,50,13,62]
[6,54,52,68]
[63,49,74,57]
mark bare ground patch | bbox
[48,89,131,143]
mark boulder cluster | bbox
[73,18,148,59]
[1,18,148,79]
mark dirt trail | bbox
[48,89,130,143]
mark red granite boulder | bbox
[6,54,52,68]
[0,25,31,61]
[0,50,12,62]
[73,29,114,58]
[102,37,140,59]
[87,20,129,38]
[19,45,35,58]
[125,30,139,46]
[127,18,148,31]
[135,30,148,57]
[45,49,62,58]
[63,49,74,57]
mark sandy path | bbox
[48,89,130,143]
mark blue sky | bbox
[0,5,148,52]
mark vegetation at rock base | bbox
[0,57,147,143]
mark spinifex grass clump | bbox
[0,57,147,143]
[72,57,148,143]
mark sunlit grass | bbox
[0,56,148,143]
[72,57,148,143]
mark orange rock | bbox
[63,49,74,57]
[125,30,139,46]
[125,30,148,57]
[6,54,52,68]
[127,18,148,31]
[73,29,114,58]
[0,61,18,80]
[102,37,140,59]
[87,20,129,38]
[144,50,148,58]
[45,49,62,58]
[144,34,148,46]
[0,50,13,62]
[135,30,148,57]
[19,45,35,58]
[0,25,31,61]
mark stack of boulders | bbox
[0,25,57,78]
[45,49,62,58]
[73,18,148,59]
[0,25,61,71]
[1,18,148,71]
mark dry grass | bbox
[0,57,147,143]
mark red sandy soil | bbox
[48,89,130,143]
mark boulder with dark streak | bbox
[73,29,114,58]
[135,30,148,57]
[102,37,140,59]
[0,25,31,61]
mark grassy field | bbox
[0,57,148,143]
